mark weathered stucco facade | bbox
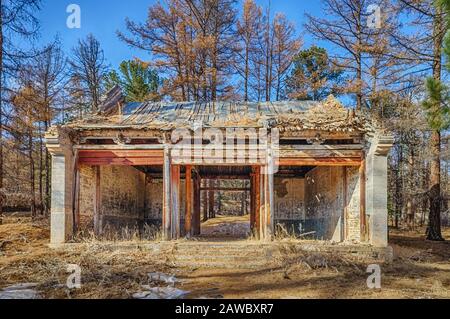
[46,93,393,247]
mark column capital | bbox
[375,135,394,156]
[45,128,64,156]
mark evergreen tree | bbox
[105,59,160,102]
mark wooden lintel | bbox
[278,157,362,166]
[200,187,250,192]
[78,150,163,157]
[78,158,164,165]
[78,150,164,166]
[200,175,250,180]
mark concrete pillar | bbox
[365,135,394,247]
[45,129,74,245]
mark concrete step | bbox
[166,245,277,269]
[172,260,271,269]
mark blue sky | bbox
[35,0,325,68]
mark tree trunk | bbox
[407,148,415,228]
[29,131,36,218]
[0,2,3,225]
[356,2,363,111]
[38,122,43,215]
[427,7,444,241]
[427,131,443,240]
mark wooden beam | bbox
[203,180,208,222]
[254,166,261,239]
[162,147,171,240]
[185,165,193,237]
[200,187,250,192]
[199,175,250,180]
[78,158,163,166]
[78,149,164,166]
[71,150,80,235]
[250,170,256,231]
[94,166,101,235]
[208,180,215,219]
[277,157,362,166]
[343,166,348,241]
[78,150,164,158]
[360,159,367,241]
[279,149,362,158]
[193,170,201,235]
[171,165,181,239]
[260,167,266,239]
[267,152,275,238]
[75,144,164,150]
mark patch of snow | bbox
[148,272,178,285]
[0,283,40,299]
[132,286,189,300]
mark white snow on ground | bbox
[0,283,40,299]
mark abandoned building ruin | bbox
[45,89,394,249]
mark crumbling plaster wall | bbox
[144,178,186,227]
[79,165,147,231]
[346,166,361,242]
[100,166,146,229]
[274,178,305,233]
[78,164,95,230]
[274,167,360,242]
[79,166,186,232]
[305,166,360,242]
[304,167,344,241]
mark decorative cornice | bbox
[375,135,394,156]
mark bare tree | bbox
[0,0,41,223]
[236,0,263,101]
[30,41,67,214]
[272,13,302,100]
[305,0,391,110]
[69,34,108,112]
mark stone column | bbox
[365,135,394,247]
[45,129,74,245]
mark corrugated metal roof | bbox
[119,101,318,128]
[66,96,375,133]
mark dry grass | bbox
[0,217,169,299]
[1,216,449,299]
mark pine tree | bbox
[105,59,160,102]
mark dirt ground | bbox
[0,216,449,299]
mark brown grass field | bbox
[0,216,449,299]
